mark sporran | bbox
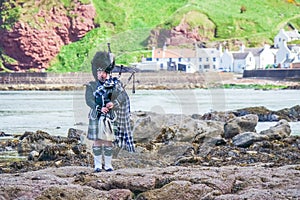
[98,115,115,141]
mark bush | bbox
[0,1,21,30]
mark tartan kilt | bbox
[87,116,117,141]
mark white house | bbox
[150,45,197,73]
[220,48,234,71]
[244,44,275,69]
[276,40,300,68]
[274,29,300,48]
[232,51,255,73]
[276,40,291,66]
[195,44,222,72]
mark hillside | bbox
[0,0,299,72]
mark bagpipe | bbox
[106,43,138,94]
[94,43,138,109]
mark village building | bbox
[244,44,276,69]
[137,44,197,73]
[220,49,233,72]
[195,44,222,72]
[220,44,255,73]
[274,29,300,48]
[137,28,300,73]
[232,51,255,73]
[276,40,300,68]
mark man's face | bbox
[97,70,108,82]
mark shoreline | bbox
[0,71,299,91]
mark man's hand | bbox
[106,102,114,109]
[101,102,113,114]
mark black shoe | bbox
[105,168,113,172]
[94,168,102,173]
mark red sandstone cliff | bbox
[0,1,96,71]
[148,11,215,48]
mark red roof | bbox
[153,48,195,58]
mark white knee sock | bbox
[93,145,103,170]
[104,146,113,170]
[94,155,102,170]
[104,155,113,170]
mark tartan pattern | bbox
[113,94,135,152]
[87,117,99,140]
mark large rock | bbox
[132,112,216,144]
[232,132,268,148]
[137,180,214,199]
[131,111,168,143]
[223,114,258,139]
[260,119,291,139]
[275,105,300,122]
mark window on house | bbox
[213,65,216,69]
[188,58,191,62]
[199,58,202,62]
[146,57,152,61]
[160,63,163,69]
[179,58,182,62]
[156,58,159,61]
[206,57,209,62]
[213,57,216,62]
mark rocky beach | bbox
[1,0,299,198]
[0,72,300,199]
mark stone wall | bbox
[0,72,93,85]
[243,69,300,81]
[0,71,235,90]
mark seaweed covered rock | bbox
[17,130,78,155]
[0,107,299,174]
[233,105,300,122]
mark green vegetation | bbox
[0,49,16,72]
[49,0,188,72]
[1,0,300,72]
[49,0,300,72]
[222,84,289,90]
[0,1,21,30]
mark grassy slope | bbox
[50,0,300,72]
[1,0,300,72]
[49,0,189,72]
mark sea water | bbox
[0,88,300,136]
